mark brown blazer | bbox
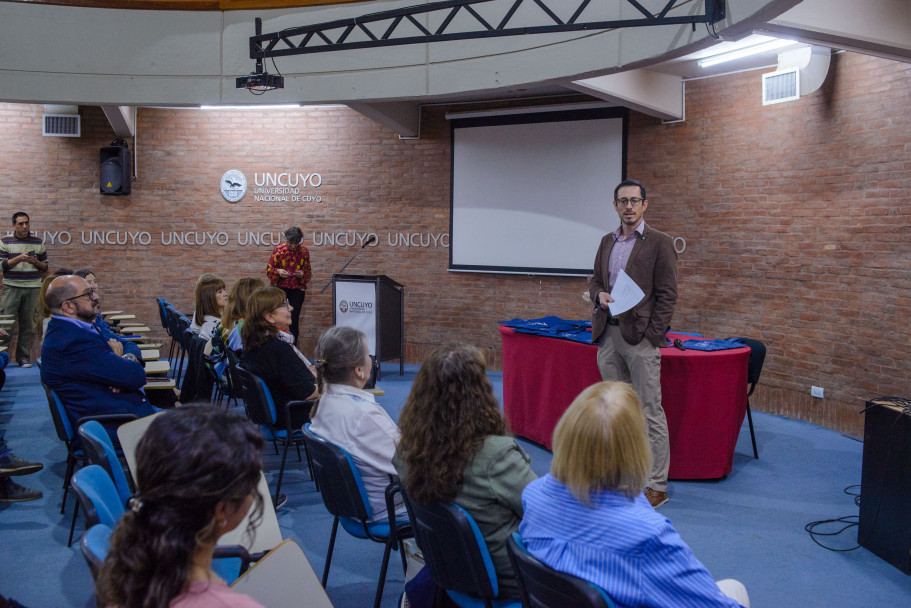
[589,223,678,347]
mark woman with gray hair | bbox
[265,226,311,345]
[308,326,404,522]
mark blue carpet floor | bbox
[1,362,909,607]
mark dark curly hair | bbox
[96,406,264,608]
[396,343,506,504]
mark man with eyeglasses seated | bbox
[40,275,157,438]
[589,179,678,509]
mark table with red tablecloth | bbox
[499,326,750,479]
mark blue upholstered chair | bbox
[42,383,135,546]
[80,523,113,582]
[230,365,314,505]
[506,533,616,608]
[402,496,519,608]
[301,424,411,608]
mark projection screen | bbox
[449,107,626,276]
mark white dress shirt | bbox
[309,383,404,521]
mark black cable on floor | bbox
[805,514,860,552]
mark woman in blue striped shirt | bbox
[519,382,750,608]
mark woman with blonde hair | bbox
[190,274,227,341]
[205,277,264,379]
[394,343,537,599]
[220,277,264,347]
[519,382,750,608]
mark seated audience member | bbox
[96,406,266,608]
[189,274,227,341]
[209,277,264,371]
[35,275,56,344]
[239,287,318,416]
[519,382,750,608]
[73,268,143,365]
[10,268,70,354]
[40,275,156,434]
[309,326,404,521]
[394,344,537,599]
[0,427,44,503]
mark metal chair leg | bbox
[746,400,758,459]
[374,537,395,608]
[322,517,339,587]
[67,500,80,547]
[274,438,291,504]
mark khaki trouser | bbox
[0,285,41,363]
[597,324,670,492]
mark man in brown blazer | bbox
[589,179,678,508]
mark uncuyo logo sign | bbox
[338,300,349,313]
[221,170,247,203]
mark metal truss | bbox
[248,0,726,58]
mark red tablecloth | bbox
[499,326,750,479]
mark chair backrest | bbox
[301,425,372,521]
[71,464,125,529]
[506,533,615,608]
[43,383,75,444]
[231,539,335,608]
[79,420,132,506]
[165,306,183,343]
[81,523,113,582]
[232,366,278,426]
[155,297,170,330]
[180,334,214,402]
[174,316,193,350]
[116,411,164,481]
[730,337,766,393]
[402,495,499,603]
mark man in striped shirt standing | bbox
[0,212,48,368]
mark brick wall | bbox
[1,51,908,436]
[631,52,911,436]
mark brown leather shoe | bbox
[645,487,668,508]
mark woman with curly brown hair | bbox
[96,406,266,608]
[393,343,537,599]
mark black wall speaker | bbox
[100,145,131,195]
[858,397,911,574]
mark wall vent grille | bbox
[43,114,81,137]
[762,68,800,106]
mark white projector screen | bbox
[450,108,626,275]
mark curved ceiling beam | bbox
[0,0,799,107]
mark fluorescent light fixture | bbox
[698,38,794,68]
[200,105,301,110]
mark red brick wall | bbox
[630,52,911,436]
[1,51,908,435]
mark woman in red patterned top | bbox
[266,226,311,346]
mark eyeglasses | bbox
[63,288,97,303]
[615,197,644,208]
[274,300,291,311]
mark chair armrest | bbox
[76,413,139,427]
[283,399,316,431]
[214,544,254,576]
[384,479,413,538]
